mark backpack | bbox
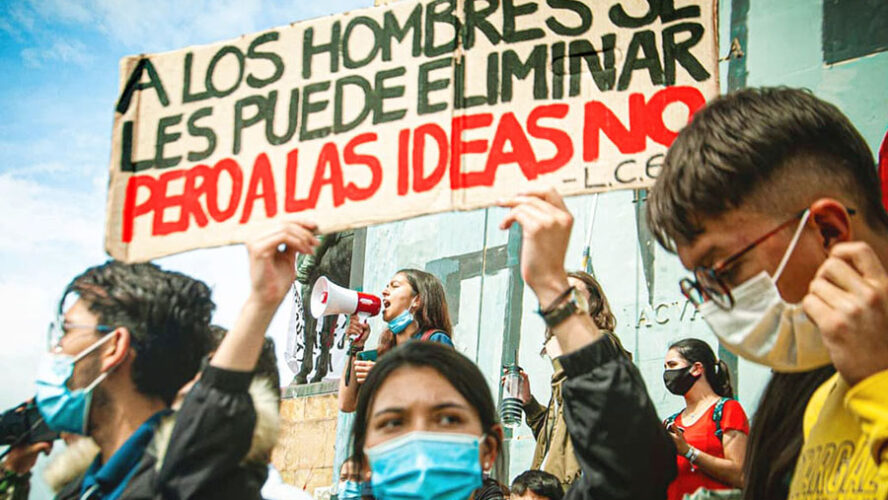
[665,397,731,439]
[419,329,446,341]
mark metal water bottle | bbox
[500,363,523,429]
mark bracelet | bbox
[685,447,700,464]
[538,286,575,315]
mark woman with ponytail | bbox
[662,338,749,500]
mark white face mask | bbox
[700,210,832,373]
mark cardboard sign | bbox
[106,0,718,261]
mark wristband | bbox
[538,286,575,315]
[685,447,699,464]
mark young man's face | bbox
[675,208,828,304]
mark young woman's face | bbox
[664,348,703,377]
[364,366,498,470]
[381,273,417,322]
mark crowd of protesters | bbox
[2,86,887,500]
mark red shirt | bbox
[667,399,749,500]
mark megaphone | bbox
[310,276,382,323]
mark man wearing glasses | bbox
[647,87,888,499]
[1,221,318,499]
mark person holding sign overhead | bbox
[338,269,454,413]
[346,188,676,500]
[2,220,319,499]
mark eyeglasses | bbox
[47,318,114,351]
[679,208,856,311]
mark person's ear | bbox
[810,198,853,250]
[100,327,131,373]
[691,361,705,378]
[480,425,504,472]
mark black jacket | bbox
[56,366,266,500]
[561,336,677,500]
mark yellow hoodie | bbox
[788,369,888,499]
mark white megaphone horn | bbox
[310,276,382,323]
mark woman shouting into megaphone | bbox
[338,269,454,413]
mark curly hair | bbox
[61,261,214,405]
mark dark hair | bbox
[511,470,565,500]
[668,338,733,398]
[208,325,281,402]
[61,261,214,406]
[350,342,500,473]
[742,365,836,500]
[647,87,887,251]
[471,478,510,500]
[377,268,453,356]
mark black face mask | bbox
[663,366,700,395]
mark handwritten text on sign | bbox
[106,0,718,261]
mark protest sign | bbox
[106,0,718,261]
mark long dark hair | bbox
[377,269,452,356]
[668,338,733,398]
[742,365,836,500]
[351,342,501,473]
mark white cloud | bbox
[0,173,104,255]
[21,38,95,68]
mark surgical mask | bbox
[339,480,372,499]
[35,331,117,435]
[367,431,483,500]
[700,210,832,372]
[387,300,416,334]
[663,366,699,395]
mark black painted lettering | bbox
[463,0,501,49]
[300,81,332,141]
[187,107,216,162]
[234,94,266,154]
[246,32,284,89]
[382,4,422,61]
[265,88,300,146]
[501,44,548,102]
[417,57,451,114]
[662,22,709,84]
[155,114,183,169]
[545,0,592,36]
[117,58,170,113]
[334,75,373,133]
[206,46,245,98]
[424,0,460,58]
[374,67,407,124]
[503,0,545,43]
[303,22,341,79]
[343,16,382,69]
[618,30,664,90]
[568,36,617,95]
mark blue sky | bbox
[0,1,366,494]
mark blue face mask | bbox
[339,479,372,499]
[367,431,483,500]
[387,300,416,334]
[35,332,117,435]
